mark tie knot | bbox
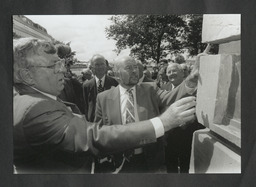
[98,79,104,93]
[127,88,133,94]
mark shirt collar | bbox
[95,75,106,85]
[30,86,57,100]
[119,85,136,96]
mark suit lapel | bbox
[136,85,148,121]
[107,86,122,124]
[91,78,97,97]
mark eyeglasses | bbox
[29,59,66,74]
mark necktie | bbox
[98,79,104,93]
[125,89,135,123]
[113,89,136,173]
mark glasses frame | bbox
[28,59,66,74]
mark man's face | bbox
[91,58,106,79]
[30,52,66,96]
[118,58,139,87]
[166,64,184,87]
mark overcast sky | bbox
[26,15,130,62]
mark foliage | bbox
[105,15,187,64]
[55,41,77,66]
[106,14,219,64]
[182,14,219,56]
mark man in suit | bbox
[94,56,199,173]
[13,38,196,174]
[162,62,205,173]
[82,54,118,122]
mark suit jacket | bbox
[161,82,174,91]
[143,76,155,82]
[82,75,118,122]
[13,83,157,174]
[58,77,84,112]
[95,81,192,173]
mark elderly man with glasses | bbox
[13,38,197,174]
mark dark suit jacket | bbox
[58,77,84,112]
[82,75,118,122]
[142,76,155,82]
[95,81,192,173]
[13,83,157,174]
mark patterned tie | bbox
[125,89,135,124]
[98,79,104,93]
[112,89,136,173]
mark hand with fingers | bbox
[159,96,196,132]
[185,44,212,88]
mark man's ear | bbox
[18,69,35,85]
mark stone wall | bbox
[189,14,241,173]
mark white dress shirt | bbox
[118,85,164,139]
[95,75,106,88]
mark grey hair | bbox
[13,37,56,83]
[167,62,184,72]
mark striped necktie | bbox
[98,79,104,93]
[125,89,135,123]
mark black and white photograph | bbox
[1,0,256,186]
[13,14,241,174]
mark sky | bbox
[26,15,130,62]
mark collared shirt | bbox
[95,75,106,88]
[119,85,139,124]
[30,86,57,100]
[118,85,164,139]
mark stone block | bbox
[196,54,241,147]
[202,14,240,44]
[189,129,241,173]
[219,40,241,54]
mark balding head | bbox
[90,54,107,79]
[113,56,139,89]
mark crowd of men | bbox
[13,37,209,174]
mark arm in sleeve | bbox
[23,100,157,157]
[156,81,196,110]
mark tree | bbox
[55,41,77,66]
[105,15,187,64]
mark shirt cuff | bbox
[150,117,165,138]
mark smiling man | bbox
[161,63,185,91]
